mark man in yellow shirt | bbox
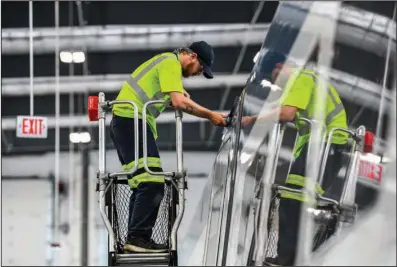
[242,51,348,265]
[110,41,226,253]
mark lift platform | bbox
[89,92,186,266]
[248,118,377,265]
[114,253,169,266]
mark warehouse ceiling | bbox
[1,1,279,155]
[1,1,396,156]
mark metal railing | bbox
[95,92,187,259]
[253,117,366,265]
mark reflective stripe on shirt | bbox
[125,55,175,118]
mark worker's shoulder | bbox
[133,52,179,76]
[287,68,316,86]
[150,52,179,66]
[297,68,317,80]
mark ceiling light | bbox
[69,132,91,144]
[72,52,86,63]
[60,51,86,63]
[60,51,73,63]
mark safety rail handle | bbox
[254,119,310,265]
[97,92,117,253]
[96,97,141,253]
[254,117,359,265]
[254,121,288,265]
[170,108,185,254]
[319,127,357,187]
[272,123,365,204]
[296,117,313,127]
[316,125,365,211]
[339,125,366,207]
[139,99,187,253]
[273,184,340,206]
[106,100,140,179]
[142,100,186,180]
[273,183,357,227]
[95,92,188,257]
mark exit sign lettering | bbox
[358,160,383,184]
[16,116,48,139]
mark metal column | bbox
[81,144,90,266]
[97,93,116,253]
[169,109,185,265]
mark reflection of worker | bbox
[242,52,349,266]
[110,41,227,253]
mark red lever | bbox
[363,131,375,153]
[88,96,99,121]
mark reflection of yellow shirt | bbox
[279,69,349,158]
[112,52,184,139]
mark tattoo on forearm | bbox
[185,106,194,115]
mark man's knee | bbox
[128,172,165,189]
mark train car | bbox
[90,1,396,266]
[181,1,396,266]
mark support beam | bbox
[2,73,249,96]
[2,69,393,110]
[2,24,270,55]
[2,6,395,55]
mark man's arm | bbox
[157,58,225,126]
[249,106,298,123]
[243,72,313,126]
[170,92,212,118]
[170,92,226,126]
[242,106,297,127]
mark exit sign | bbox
[16,116,48,139]
[358,160,383,187]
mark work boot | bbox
[265,257,282,266]
[124,237,168,253]
[265,256,294,266]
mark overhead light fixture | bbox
[72,52,86,63]
[60,51,73,63]
[69,132,91,144]
[60,51,86,63]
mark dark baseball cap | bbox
[259,50,287,74]
[189,41,215,79]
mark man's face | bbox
[271,63,283,82]
[182,53,204,78]
[271,63,291,86]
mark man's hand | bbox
[209,112,227,127]
[241,116,256,127]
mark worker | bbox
[242,51,349,266]
[109,41,227,253]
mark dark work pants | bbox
[109,115,164,242]
[277,143,346,264]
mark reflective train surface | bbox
[179,2,396,266]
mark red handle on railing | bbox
[88,96,99,121]
[363,131,375,153]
